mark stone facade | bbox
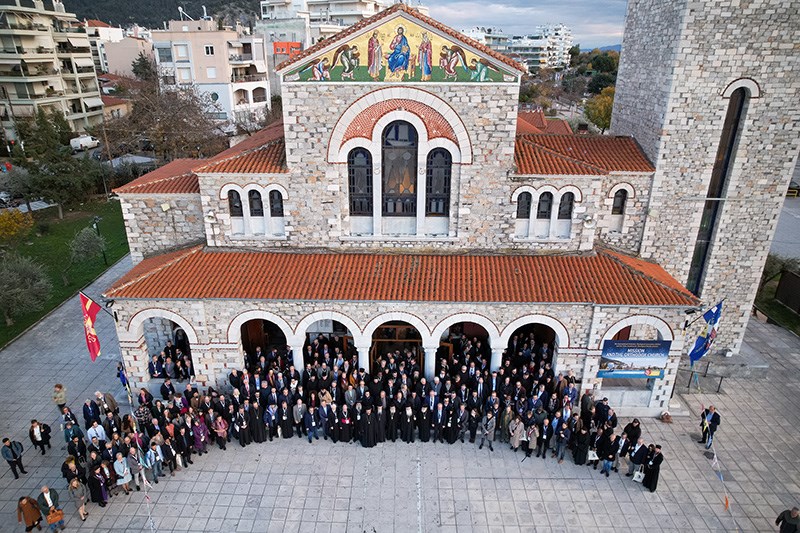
[612,0,800,355]
[119,194,205,264]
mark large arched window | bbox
[516,192,532,219]
[382,120,417,216]
[536,192,553,219]
[612,189,627,215]
[425,148,451,216]
[248,190,264,217]
[228,190,243,217]
[558,192,574,219]
[269,190,283,217]
[348,148,373,216]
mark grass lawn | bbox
[754,277,800,337]
[0,199,129,348]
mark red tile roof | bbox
[113,159,201,195]
[87,19,112,28]
[276,3,526,74]
[343,99,456,143]
[105,246,698,307]
[196,121,288,174]
[517,110,573,135]
[515,134,654,175]
[101,95,129,107]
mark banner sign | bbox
[598,340,672,379]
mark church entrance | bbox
[370,320,423,374]
[300,319,357,367]
[240,319,287,368]
[435,321,491,375]
[504,322,558,373]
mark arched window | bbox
[516,192,532,219]
[248,190,264,216]
[536,192,553,219]
[228,190,243,217]
[382,120,417,216]
[558,192,574,219]
[348,148,373,216]
[612,189,627,215]
[687,87,749,295]
[425,149,451,216]
[269,190,284,217]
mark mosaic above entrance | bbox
[284,18,519,83]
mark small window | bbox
[177,68,191,82]
[516,192,532,219]
[612,189,627,215]
[204,45,214,56]
[156,47,172,63]
[269,190,284,217]
[425,149,451,216]
[348,148,373,216]
[536,192,553,219]
[249,190,264,216]
[558,192,574,220]
[175,44,188,58]
[228,190,243,217]
[206,67,217,79]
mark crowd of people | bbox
[8,330,670,531]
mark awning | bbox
[73,57,95,68]
[228,41,243,48]
[254,62,267,73]
[0,59,21,66]
[67,37,90,48]
[83,96,104,108]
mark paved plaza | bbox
[0,256,798,532]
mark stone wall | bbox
[119,193,205,264]
[612,0,800,355]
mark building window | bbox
[204,45,214,56]
[687,87,748,295]
[206,67,217,79]
[382,120,417,216]
[612,189,627,215]
[515,192,531,219]
[425,148,451,216]
[536,192,553,219]
[557,192,574,219]
[228,190,243,217]
[156,47,172,63]
[348,148,373,216]
[248,190,264,216]
[175,44,188,59]
[177,68,191,82]
[269,190,283,217]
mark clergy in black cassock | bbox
[277,402,293,439]
[375,406,386,443]
[642,445,663,492]
[249,402,267,443]
[418,406,431,442]
[400,407,416,443]
[386,406,399,442]
[361,407,377,448]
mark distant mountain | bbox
[582,44,622,53]
[63,0,260,29]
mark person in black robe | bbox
[445,407,459,444]
[467,409,480,443]
[418,406,431,442]
[375,406,386,443]
[249,402,266,444]
[327,404,340,443]
[235,407,251,447]
[400,407,416,443]
[360,407,377,448]
[642,445,663,492]
[386,406,399,442]
[277,401,293,439]
[352,404,363,443]
[573,427,590,465]
[338,406,352,443]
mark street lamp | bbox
[92,215,108,265]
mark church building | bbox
[105,2,800,416]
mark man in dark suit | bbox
[432,403,446,443]
[160,379,176,401]
[1,438,26,478]
[699,405,721,449]
[626,437,647,476]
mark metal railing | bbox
[229,53,253,62]
[231,73,266,83]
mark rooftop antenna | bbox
[178,6,195,21]
[201,6,212,20]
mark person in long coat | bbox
[250,402,267,443]
[277,401,293,439]
[352,404,363,443]
[68,477,90,521]
[500,405,514,444]
[235,407,251,447]
[642,445,664,492]
[17,496,42,531]
[509,415,524,452]
[213,415,229,450]
[327,404,340,443]
[386,406,399,442]
[88,465,108,507]
[400,407,416,443]
[417,405,431,442]
[113,452,132,494]
[375,406,387,443]
[467,409,480,443]
[360,407,377,448]
[176,426,193,466]
[338,406,353,443]
[574,427,591,465]
[445,407,459,444]
[193,419,210,454]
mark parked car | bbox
[70,135,100,153]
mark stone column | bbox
[490,348,504,372]
[354,342,372,375]
[290,343,305,373]
[119,338,151,391]
[424,346,438,380]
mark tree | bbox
[590,53,617,73]
[131,51,157,81]
[62,226,107,285]
[0,209,34,246]
[0,167,36,213]
[568,45,581,67]
[0,253,52,326]
[584,86,615,133]
[587,72,616,94]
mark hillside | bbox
[63,0,260,28]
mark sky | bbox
[425,0,628,49]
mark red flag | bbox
[79,292,102,361]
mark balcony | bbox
[231,73,267,83]
[0,21,50,32]
[0,67,59,79]
[53,27,87,34]
[229,53,253,63]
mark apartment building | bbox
[85,19,123,72]
[0,0,103,140]
[460,27,509,52]
[104,36,153,77]
[461,24,573,73]
[536,23,573,69]
[152,19,270,125]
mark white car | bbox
[70,135,100,153]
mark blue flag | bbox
[689,301,723,364]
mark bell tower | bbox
[612,0,800,355]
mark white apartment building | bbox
[152,19,271,126]
[85,19,123,72]
[460,27,508,52]
[0,0,103,140]
[536,23,573,69]
[461,24,572,73]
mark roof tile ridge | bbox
[120,166,199,192]
[598,248,697,303]
[198,136,285,172]
[518,136,608,174]
[107,246,202,296]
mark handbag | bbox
[633,466,645,483]
[46,509,64,525]
[587,450,599,462]
[176,454,184,468]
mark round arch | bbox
[227,310,294,345]
[600,315,674,347]
[499,314,571,349]
[721,77,760,99]
[608,182,636,199]
[430,313,501,347]
[362,311,434,348]
[294,310,363,343]
[558,185,583,203]
[126,308,199,344]
[511,185,537,203]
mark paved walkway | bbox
[0,256,797,532]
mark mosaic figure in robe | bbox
[385,26,410,80]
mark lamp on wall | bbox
[582,214,595,228]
